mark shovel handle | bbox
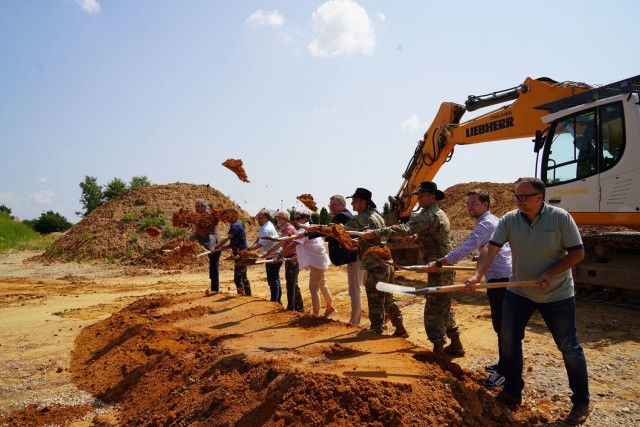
[387,261,475,272]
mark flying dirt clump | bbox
[222,158,250,183]
[364,245,392,261]
[311,225,359,252]
[172,207,236,236]
[296,193,318,212]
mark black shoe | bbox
[496,390,521,406]
[392,324,409,338]
[485,362,499,372]
[566,403,589,425]
[482,372,505,388]
[368,326,383,334]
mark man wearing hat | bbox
[361,181,464,355]
[343,188,409,337]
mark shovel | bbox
[386,260,476,272]
[285,219,362,237]
[376,280,538,296]
[234,256,280,266]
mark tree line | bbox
[78,175,152,217]
[0,175,152,234]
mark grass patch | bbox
[0,215,56,253]
[162,225,187,239]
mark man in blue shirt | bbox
[213,209,251,296]
[466,177,589,425]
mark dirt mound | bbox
[65,293,547,426]
[37,183,259,271]
[440,182,517,230]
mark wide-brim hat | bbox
[346,187,377,209]
[411,181,445,200]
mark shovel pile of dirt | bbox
[63,293,546,426]
[37,183,259,271]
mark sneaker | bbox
[485,362,499,372]
[496,390,521,406]
[566,403,589,425]
[482,371,505,388]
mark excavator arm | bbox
[390,77,592,221]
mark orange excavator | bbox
[388,75,640,301]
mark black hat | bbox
[411,181,445,200]
[346,187,376,209]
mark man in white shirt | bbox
[246,209,283,304]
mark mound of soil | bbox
[38,184,259,271]
[68,293,546,426]
[441,182,517,230]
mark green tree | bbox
[382,202,390,216]
[310,212,320,224]
[77,176,103,217]
[0,205,11,216]
[33,210,72,234]
[130,176,152,189]
[319,207,331,225]
[103,177,128,201]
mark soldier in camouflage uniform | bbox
[361,181,464,355]
[344,188,408,338]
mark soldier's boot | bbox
[444,334,466,357]
[392,323,409,338]
[433,342,445,354]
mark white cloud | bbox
[246,10,285,28]
[75,0,101,15]
[374,13,386,22]
[36,176,49,184]
[401,114,420,132]
[0,192,19,205]
[313,106,340,115]
[26,190,54,205]
[308,0,376,58]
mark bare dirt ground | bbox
[1,250,639,426]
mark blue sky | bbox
[1,0,639,222]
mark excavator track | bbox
[573,232,640,310]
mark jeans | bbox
[265,262,282,304]
[208,251,221,292]
[501,291,589,404]
[284,260,303,311]
[486,278,508,373]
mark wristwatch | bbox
[435,260,443,268]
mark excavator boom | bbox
[391,77,591,221]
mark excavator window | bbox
[544,109,597,183]
[542,101,625,185]
[600,102,625,170]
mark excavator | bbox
[388,75,640,301]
